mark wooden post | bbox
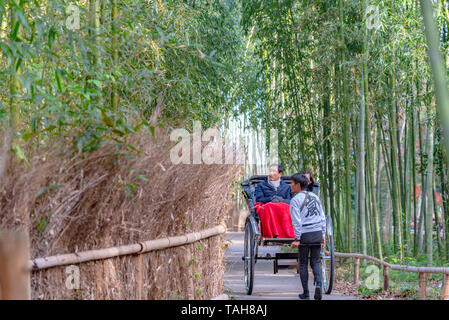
[0,230,31,300]
[442,274,449,300]
[354,258,360,285]
[383,265,389,292]
[419,272,427,300]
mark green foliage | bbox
[37,211,52,233]
[1,0,449,266]
[240,0,449,262]
[36,184,64,197]
[0,0,245,155]
[357,285,382,297]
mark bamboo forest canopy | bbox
[0,0,243,153]
[240,0,449,265]
[1,0,449,264]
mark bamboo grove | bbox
[0,0,244,159]
[240,0,449,265]
[2,0,449,267]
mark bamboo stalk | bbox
[354,258,360,285]
[359,60,367,258]
[30,224,226,271]
[420,0,449,170]
[111,0,119,110]
[411,106,418,255]
[383,266,389,292]
[425,105,435,266]
[389,69,404,261]
[418,108,427,253]
[31,243,142,271]
[3,4,21,188]
[211,294,229,300]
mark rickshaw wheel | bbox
[244,220,255,295]
[321,216,335,294]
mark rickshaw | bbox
[240,175,335,295]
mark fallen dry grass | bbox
[0,129,242,299]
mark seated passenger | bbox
[255,164,291,204]
[254,164,294,239]
[299,171,320,195]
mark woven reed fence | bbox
[0,225,226,300]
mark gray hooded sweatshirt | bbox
[290,191,326,240]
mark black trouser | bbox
[298,231,322,293]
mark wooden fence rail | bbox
[30,224,227,270]
[334,252,449,300]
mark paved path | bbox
[223,232,357,300]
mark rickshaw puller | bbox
[290,173,326,300]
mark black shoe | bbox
[314,286,322,300]
[298,292,310,300]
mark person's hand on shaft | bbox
[291,241,300,248]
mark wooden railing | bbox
[334,252,449,300]
[0,224,226,299]
[30,224,226,270]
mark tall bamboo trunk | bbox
[368,124,383,259]
[389,68,404,261]
[339,0,352,252]
[440,154,449,260]
[324,77,338,247]
[402,109,410,249]
[433,183,443,259]
[410,107,418,256]
[425,105,434,266]
[418,120,428,253]
[359,64,367,258]
[3,4,21,186]
[354,120,360,253]
[420,0,449,171]
[111,0,119,110]
[376,131,384,244]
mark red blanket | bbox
[254,202,295,239]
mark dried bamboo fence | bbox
[335,252,449,300]
[1,225,226,300]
